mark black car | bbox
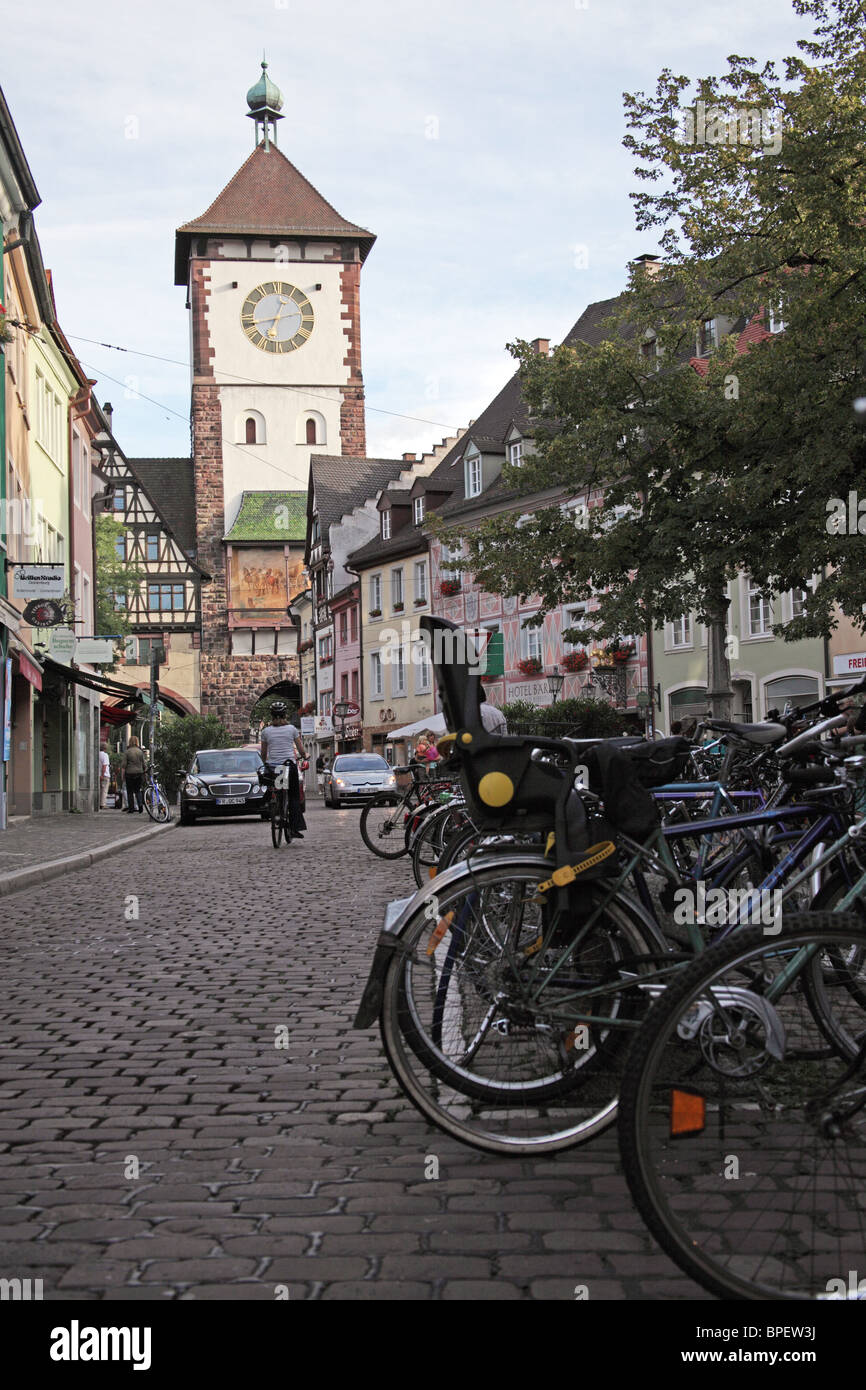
[179,747,270,824]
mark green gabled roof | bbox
[224,491,307,541]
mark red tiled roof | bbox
[175,142,375,282]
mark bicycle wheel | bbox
[411,803,472,888]
[380,858,662,1153]
[144,784,170,823]
[360,793,411,859]
[618,912,866,1300]
[270,790,284,848]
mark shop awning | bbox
[39,657,189,717]
[386,712,447,741]
[12,650,42,691]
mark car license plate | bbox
[216,796,246,805]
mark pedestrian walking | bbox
[121,736,147,814]
[99,742,111,810]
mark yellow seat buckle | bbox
[536,841,616,894]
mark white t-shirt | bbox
[99,750,110,780]
[480,703,507,735]
[261,723,300,765]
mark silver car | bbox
[324,753,397,808]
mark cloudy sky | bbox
[6,0,806,462]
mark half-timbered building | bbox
[96,445,209,714]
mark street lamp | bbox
[548,665,565,705]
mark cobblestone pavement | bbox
[0,804,706,1301]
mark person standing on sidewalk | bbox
[99,742,111,809]
[121,736,146,814]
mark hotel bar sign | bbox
[13,564,65,599]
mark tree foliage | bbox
[435,0,866,652]
[94,515,145,652]
[152,714,233,799]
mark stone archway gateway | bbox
[246,678,301,742]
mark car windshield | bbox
[333,756,389,772]
[194,751,262,775]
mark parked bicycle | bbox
[143,765,172,823]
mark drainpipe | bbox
[345,563,364,750]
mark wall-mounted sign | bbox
[50,628,77,662]
[313,715,333,736]
[300,716,316,736]
[506,681,553,707]
[22,599,66,628]
[333,701,360,720]
[76,638,117,665]
[13,564,65,599]
[833,652,866,677]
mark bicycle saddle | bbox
[704,720,787,745]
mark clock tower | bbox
[175,62,375,735]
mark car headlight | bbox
[385,773,396,786]
[184,779,207,797]
[335,778,347,787]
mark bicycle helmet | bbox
[269,701,288,718]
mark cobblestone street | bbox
[0,804,705,1300]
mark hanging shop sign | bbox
[50,627,77,662]
[13,564,65,599]
[75,638,117,665]
[22,598,66,628]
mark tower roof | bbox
[246,60,283,114]
[174,143,375,284]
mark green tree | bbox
[435,0,866,717]
[94,515,145,661]
[152,713,233,799]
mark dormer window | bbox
[508,440,523,467]
[768,301,787,334]
[381,511,391,540]
[413,495,425,525]
[466,453,482,498]
[699,320,717,355]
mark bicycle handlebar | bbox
[776,713,848,758]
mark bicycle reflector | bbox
[669,1088,706,1138]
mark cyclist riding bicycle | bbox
[260,702,307,838]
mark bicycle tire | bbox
[144,784,171,823]
[380,858,660,1154]
[360,792,412,859]
[618,912,866,1300]
[411,803,472,888]
[270,790,284,848]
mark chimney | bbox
[630,254,662,278]
[402,452,417,461]
[530,338,550,356]
[103,401,113,428]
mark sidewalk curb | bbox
[0,820,174,899]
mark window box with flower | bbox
[369,607,382,618]
[593,640,635,666]
[517,657,543,677]
[440,579,461,597]
[561,650,589,672]
[0,304,14,346]
[392,601,404,612]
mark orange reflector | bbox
[428,866,437,880]
[426,911,455,956]
[670,1089,706,1137]
[523,934,544,957]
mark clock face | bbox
[240,281,314,352]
